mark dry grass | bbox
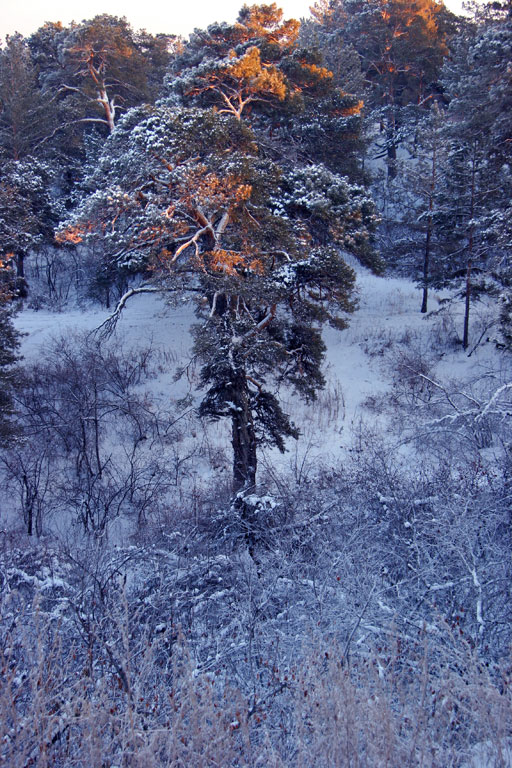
[1,601,510,767]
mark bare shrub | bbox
[0,333,184,538]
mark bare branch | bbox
[93,285,163,338]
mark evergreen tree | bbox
[26,16,174,168]
[309,0,456,177]
[0,159,60,296]
[59,15,157,134]
[164,3,301,120]
[59,105,378,498]
[385,101,447,311]
[438,6,512,348]
[163,3,366,177]
[0,34,53,161]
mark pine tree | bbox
[392,101,447,312]
[59,105,378,498]
[60,15,156,134]
[0,34,53,161]
[309,0,456,177]
[437,6,512,348]
[163,3,301,121]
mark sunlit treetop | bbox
[309,0,454,107]
[163,3,338,122]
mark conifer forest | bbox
[1,2,512,764]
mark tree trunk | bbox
[22,473,33,536]
[421,130,437,314]
[463,259,471,351]
[15,252,28,298]
[463,148,476,350]
[231,369,257,495]
[386,88,397,181]
[98,87,115,133]
[421,223,431,314]
[16,252,24,279]
[387,135,397,181]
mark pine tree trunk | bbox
[231,369,257,495]
[16,252,24,280]
[386,89,397,181]
[421,224,431,314]
[421,132,437,314]
[463,149,476,350]
[98,88,116,133]
[463,259,471,351]
[387,134,397,181]
[15,252,28,298]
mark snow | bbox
[16,294,194,362]
[462,741,512,768]
[15,262,502,489]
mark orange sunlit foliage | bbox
[225,47,288,101]
[56,223,91,244]
[186,45,291,118]
[236,4,300,49]
[182,168,253,212]
[298,62,334,85]
[0,254,15,268]
[342,98,364,116]
[202,249,266,276]
[248,257,265,274]
[208,249,245,274]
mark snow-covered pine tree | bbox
[309,0,456,178]
[162,3,366,178]
[59,105,378,502]
[0,159,59,297]
[437,5,512,348]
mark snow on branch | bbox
[475,382,512,422]
[93,285,163,338]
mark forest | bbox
[0,1,511,764]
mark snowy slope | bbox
[15,267,501,483]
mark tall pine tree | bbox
[59,104,378,498]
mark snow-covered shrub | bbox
[0,333,184,538]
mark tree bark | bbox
[421,129,437,314]
[15,252,28,298]
[231,369,257,495]
[463,259,471,351]
[421,223,431,314]
[387,134,397,181]
[463,147,476,350]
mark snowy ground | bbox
[15,266,501,487]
